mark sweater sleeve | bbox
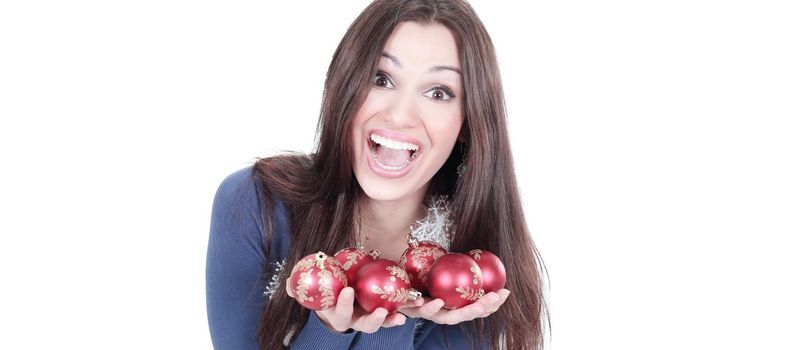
[414,320,492,349]
[206,166,269,349]
[206,166,358,349]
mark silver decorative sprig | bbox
[263,258,287,300]
[409,195,454,250]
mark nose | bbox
[383,90,419,127]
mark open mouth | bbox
[367,132,421,171]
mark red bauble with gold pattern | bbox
[467,249,506,293]
[353,259,422,314]
[427,253,484,309]
[288,252,347,311]
[333,247,380,285]
[399,240,447,293]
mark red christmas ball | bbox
[399,240,447,293]
[333,247,380,285]
[427,253,484,309]
[288,251,347,311]
[353,259,421,314]
[467,249,507,293]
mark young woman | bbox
[206,0,548,349]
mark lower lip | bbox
[366,140,421,179]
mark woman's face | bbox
[350,21,464,203]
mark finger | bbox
[433,299,489,325]
[397,297,427,313]
[333,287,356,319]
[399,298,443,319]
[314,288,355,333]
[482,289,511,314]
[408,296,426,307]
[476,292,501,316]
[433,290,511,324]
[493,289,511,308]
[285,277,294,298]
[381,312,407,328]
[355,307,388,333]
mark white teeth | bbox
[370,134,419,151]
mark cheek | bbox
[357,90,389,117]
[423,108,463,147]
[350,92,379,142]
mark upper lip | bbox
[368,128,424,151]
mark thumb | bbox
[285,276,294,298]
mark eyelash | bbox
[373,70,457,102]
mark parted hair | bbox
[252,0,548,348]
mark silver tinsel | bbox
[408,194,454,250]
[263,258,287,300]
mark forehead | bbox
[381,21,459,68]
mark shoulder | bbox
[213,164,274,219]
[210,164,263,236]
[215,165,257,204]
[211,163,292,259]
[210,165,270,244]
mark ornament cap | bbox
[407,235,419,247]
[315,251,327,269]
[407,289,422,301]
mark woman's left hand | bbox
[397,289,510,325]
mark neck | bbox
[357,187,429,255]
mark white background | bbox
[1,0,792,349]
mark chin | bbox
[358,179,413,202]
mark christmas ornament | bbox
[353,259,422,314]
[399,238,447,293]
[288,252,347,311]
[427,253,484,309]
[467,249,506,293]
[333,247,380,285]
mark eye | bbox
[423,85,456,102]
[373,71,395,89]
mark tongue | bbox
[376,145,411,166]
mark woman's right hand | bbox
[286,279,408,333]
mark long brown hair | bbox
[253,0,548,348]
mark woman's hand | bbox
[286,280,406,333]
[397,289,510,325]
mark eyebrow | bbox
[381,51,462,75]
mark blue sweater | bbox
[206,165,488,349]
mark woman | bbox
[206,0,548,349]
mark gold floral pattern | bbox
[456,286,480,301]
[342,252,361,271]
[412,247,446,284]
[318,269,335,309]
[371,285,410,303]
[331,264,347,283]
[293,257,315,272]
[386,265,410,283]
[471,266,482,286]
[296,268,315,303]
